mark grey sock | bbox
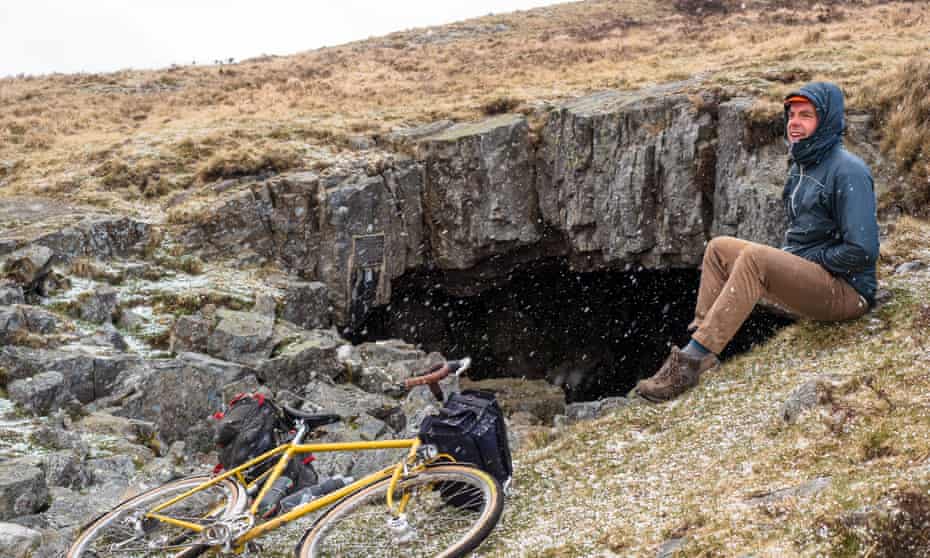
[681,339,711,359]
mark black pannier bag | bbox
[214,393,282,479]
[213,393,318,489]
[418,389,513,497]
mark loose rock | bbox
[0,459,49,520]
[0,522,42,558]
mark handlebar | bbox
[403,358,471,389]
[403,358,471,401]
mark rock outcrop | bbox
[537,89,715,268]
[177,83,799,329]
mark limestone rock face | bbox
[418,114,541,269]
[537,89,716,268]
[712,98,788,246]
[317,163,425,326]
[176,85,805,328]
[190,164,424,327]
[280,280,331,330]
[35,217,151,261]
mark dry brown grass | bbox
[1,0,929,215]
[856,56,930,215]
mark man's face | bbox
[787,100,819,143]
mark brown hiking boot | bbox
[634,347,719,403]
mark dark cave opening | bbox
[352,259,792,402]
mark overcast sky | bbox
[0,1,567,78]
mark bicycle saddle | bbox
[282,405,342,430]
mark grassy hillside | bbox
[1,1,928,215]
[479,217,930,556]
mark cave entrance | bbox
[353,259,791,402]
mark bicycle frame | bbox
[144,432,433,550]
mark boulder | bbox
[781,377,833,424]
[0,306,26,345]
[0,522,42,558]
[895,261,926,274]
[170,313,213,354]
[87,323,129,351]
[0,346,139,406]
[311,421,401,480]
[417,114,541,269]
[117,353,254,450]
[32,485,123,532]
[0,283,24,305]
[207,309,275,365]
[253,292,277,317]
[300,380,403,431]
[73,412,163,456]
[462,377,566,425]
[258,329,346,391]
[281,280,332,329]
[74,285,119,324]
[0,459,49,520]
[745,477,831,507]
[42,451,93,489]
[565,396,630,423]
[86,455,138,485]
[7,371,74,415]
[1,245,53,288]
[0,304,61,346]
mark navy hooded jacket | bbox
[782,82,879,305]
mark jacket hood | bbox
[784,82,845,167]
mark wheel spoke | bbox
[67,476,245,558]
[299,465,503,558]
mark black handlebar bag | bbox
[418,389,513,505]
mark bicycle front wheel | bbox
[296,464,503,558]
[67,474,247,558]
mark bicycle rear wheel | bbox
[67,474,247,558]
[296,464,503,558]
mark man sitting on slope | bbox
[635,81,879,402]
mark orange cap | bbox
[784,95,813,105]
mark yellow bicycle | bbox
[66,358,504,557]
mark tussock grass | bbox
[195,145,300,184]
[856,56,930,215]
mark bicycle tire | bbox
[295,463,503,558]
[66,474,247,558]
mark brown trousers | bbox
[689,236,869,354]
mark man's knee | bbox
[704,235,742,266]
[736,242,778,274]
